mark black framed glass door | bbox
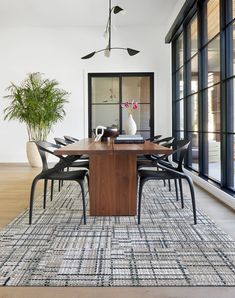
[88,72,154,139]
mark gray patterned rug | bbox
[1,181,235,287]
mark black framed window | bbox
[171,0,235,193]
[88,73,154,139]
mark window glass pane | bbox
[233,135,235,188]
[233,23,235,76]
[189,15,198,58]
[175,131,185,161]
[176,68,184,99]
[122,77,150,103]
[233,80,235,132]
[208,133,221,181]
[207,0,220,42]
[176,100,184,130]
[190,55,198,94]
[208,84,220,132]
[92,105,119,130]
[188,94,198,131]
[92,77,119,103]
[233,0,235,19]
[207,36,220,87]
[176,33,184,69]
[188,132,199,171]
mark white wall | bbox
[0,24,172,162]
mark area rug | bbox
[0,181,235,287]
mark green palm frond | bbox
[3,72,69,141]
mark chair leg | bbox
[174,179,179,201]
[51,180,54,201]
[179,179,184,209]
[185,176,197,225]
[29,177,39,225]
[138,178,145,225]
[78,180,86,225]
[58,180,61,192]
[168,179,171,191]
[86,174,89,188]
[43,179,48,209]
[163,180,166,187]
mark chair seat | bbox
[138,169,180,180]
[47,169,88,180]
[70,160,89,168]
[137,159,155,168]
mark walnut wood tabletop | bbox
[54,138,172,216]
[54,138,113,155]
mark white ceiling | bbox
[0,0,181,27]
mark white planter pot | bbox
[125,114,137,135]
[26,141,42,168]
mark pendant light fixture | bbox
[81,0,140,59]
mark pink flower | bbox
[133,102,138,109]
[121,100,139,114]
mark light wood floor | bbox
[0,164,235,298]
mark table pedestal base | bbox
[89,153,137,216]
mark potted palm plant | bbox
[3,72,69,167]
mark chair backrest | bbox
[64,135,79,143]
[36,141,60,172]
[54,137,68,146]
[155,136,175,146]
[174,139,191,171]
[146,135,162,142]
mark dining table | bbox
[54,138,172,216]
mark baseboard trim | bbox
[185,169,235,211]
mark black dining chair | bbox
[54,137,69,146]
[137,139,197,225]
[153,136,175,145]
[54,137,89,167]
[29,141,88,225]
[54,138,89,193]
[64,135,79,143]
[138,137,175,191]
[145,134,162,142]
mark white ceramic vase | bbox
[26,141,42,168]
[125,114,137,135]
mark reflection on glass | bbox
[122,104,150,131]
[233,0,235,19]
[122,77,150,103]
[207,0,220,42]
[92,105,119,130]
[233,80,235,132]
[175,131,184,161]
[207,36,220,87]
[233,23,235,76]
[190,55,198,94]
[233,135,235,188]
[176,100,184,130]
[208,133,221,181]
[92,77,119,103]
[208,84,220,132]
[189,15,198,57]
[188,132,199,171]
[176,68,184,99]
[176,33,184,69]
[189,94,198,131]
